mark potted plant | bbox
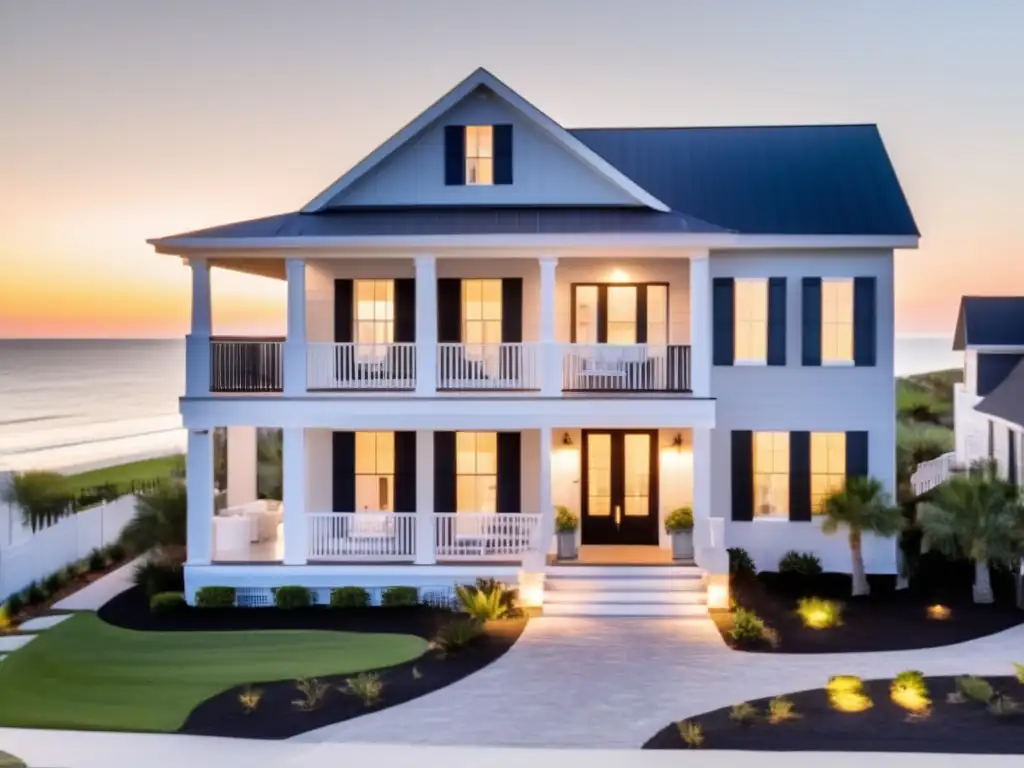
[555,505,579,560]
[665,507,694,561]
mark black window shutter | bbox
[853,276,877,367]
[437,279,462,343]
[334,280,353,343]
[789,431,812,521]
[846,431,869,479]
[331,431,355,512]
[767,277,787,366]
[393,432,416,512]
[444,126,465,186]
[731,431,754,521]
[635,285,648,344]
[1009,431,1018,485]
[394,279,415,343]
[493,124,513,185]
[496,432,522,513]
[801,277,822,366]
[713,277,735,366]
[500,278,523,343]
[434,432,457,513]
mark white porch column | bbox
[538,425,554,555]
[414,430,436,564]
[283,258,307,396]
[281,427,307,564]
[688,252,711,397]
[414,255,438,395]
[539,257,560,395]
[186,428,213,565]
[691,426,714,570]
[185,258,212,397]
[226,426,258,507]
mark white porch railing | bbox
[434,513,541,560]
[307,512,417,561]
[561,343,691,392]
[910,451,958,496]
[307,342,416,390]
[436,343,540,390]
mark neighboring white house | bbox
[149,68,919,615]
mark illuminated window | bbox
[822,279,853,363]
[465,125,493,186]
[355,432,394,511]
[606,286,637,344]
[462,279,502,347]
[811,432,846,512]
[753,432,789,516]
[456,432,497,512]
[354,280,394,360]
[735,279,768,363]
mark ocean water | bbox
[0,336,960,472]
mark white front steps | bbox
[543,564,708,618]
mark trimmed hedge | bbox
[149,591,187,614]
[195,586,235,608]
[381,586,419,607]
[330,586,370,608]
[274,585,312,609]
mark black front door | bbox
[581,430,659,545]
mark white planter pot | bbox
[670,530,694,561]
[556,530,578,560]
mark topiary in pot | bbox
[665,507,694,561]
[555,505,579,560]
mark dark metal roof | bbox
[165,207,729,239]
[570,125,919,236]
[953,297,1024,349]
[976,359,1024,426]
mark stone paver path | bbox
[17,614,72,632]
[296,616,1024,749]
[0,635,35,653]
[52,557,141,611]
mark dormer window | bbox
[465,125,494,185]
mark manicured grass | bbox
[0,613,427,732]
[59,455,183,495]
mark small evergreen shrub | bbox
[456,584,508,621]
[890,670,930,714]
[132,559,185,598]
[796,597,843,629]
[554,505,579,532]
[664,507,694,532]
[342,672,384,706]
[195,586,235,608]
[381,586,418,607]
[729,607,778,647]
[274,586,312,609]
[87,548,107,571]
[149,591,187,614]
[729,701,758,725]
[955,675,994,704]
[826,675,873,712]
[42,570,65,595]
[104,541,126,562]
[5,593,24,620]
[768,696,797,723]
[329,587,370,608]
[23,581,45,606]
[779,550,823,577]
[432,618,484,656]
[727,547,756,579]
[677,720,704,748]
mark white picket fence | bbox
[0,495,137,602]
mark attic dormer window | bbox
[465,125,493,185]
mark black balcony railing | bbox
[210,337,284,393]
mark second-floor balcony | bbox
[204,339,693,395]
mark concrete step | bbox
[546,564,703,578]
[545,576,705,592]
[544,589,707,605]
[543,602,709,618]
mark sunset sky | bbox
[2,0,1022,339]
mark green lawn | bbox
[0,613,426,732]
[59,455,184,495]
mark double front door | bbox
[581,430,659,545]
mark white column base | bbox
[537,425,554,559]
[282,427,307,565]
[186,429,213,565]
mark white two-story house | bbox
[149,68,919,615]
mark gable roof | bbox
[571,125,919,236]
[303,67,670,213]
[953,296,1024,349]
[976,358,1024,426]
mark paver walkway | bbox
[296,616,1024,749]
[52,557,141,611]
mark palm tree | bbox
[821,476,904,596]
[917,459,1024,604]
[2,471,73,532]
[257,428,283,500]
[120,481,187,563]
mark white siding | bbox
[329,88,636,207]
[710,249,898,574]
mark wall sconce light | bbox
[562,432,573,447]
[672,433,683,450]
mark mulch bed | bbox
[711,572,1024,654]
[5,556,132,630]
[644,675,1024,753]
[98,585,526,739]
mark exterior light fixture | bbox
[562,432,573,447]
[672,433,683,450]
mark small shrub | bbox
[329,587,370,608]
[381,586,418,607]
[727,547,756,579]
[23,581,45,606]
[473,578,521,617]
[779,550,823,577]
[72,559,90,576]
[292,677,330,711]
[677,720,704,748]
[432,618,484,656]
[132,559,184,598]
[826,675,872,713]
[0,604,10,632]
[343,672,383,707]
[729,608,778,647]
[104,541,126,563]
[987,692,1021,717]
[274,586,312,610]
[955,675,994,704]
[664,507,694,532]
[238,686,262,714]
[554,505,578,532]
[87,548,107,571]
[149,591,187,614]
[59,565,76,585]
[890,671,930,715]
[761,626,781,649]
[456,584,508,621]
[42,570,65,595]
[195,586,235,608]
[729,701,758,725]
[1014,662,1024,684]
[768,696,797,723]
[4,593,24,620]
[796,597,843,629]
